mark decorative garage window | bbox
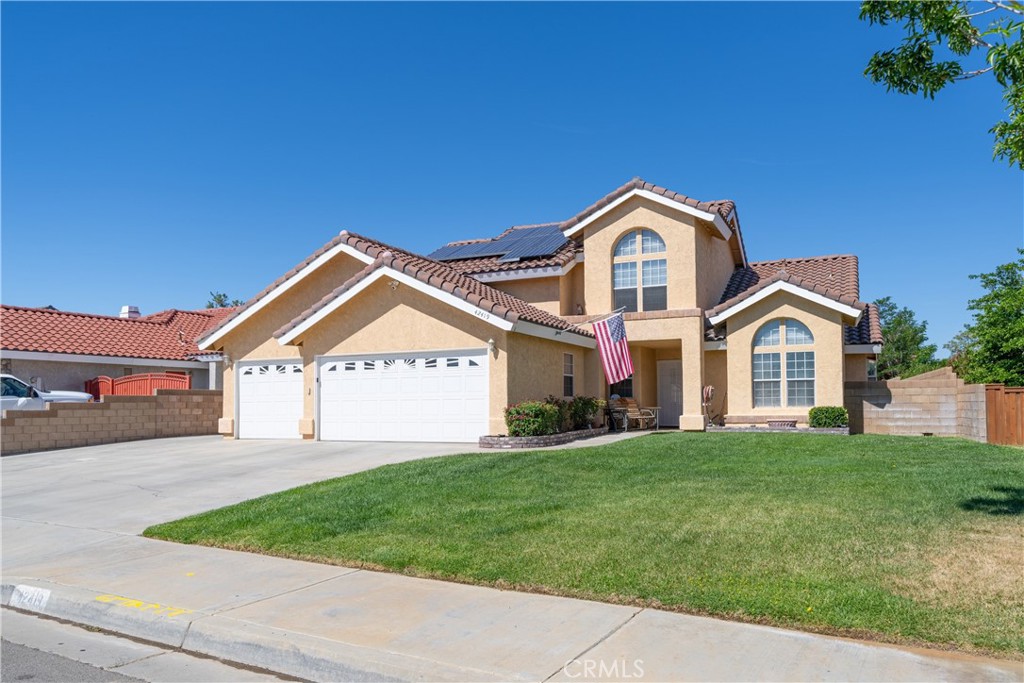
[612,229,668,312]
[563,353,574,397]
[752,319,815,408]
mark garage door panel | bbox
[319,350,488,443]
[238,361,304,439]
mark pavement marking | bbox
[94,594,193,618]
[10,585,51,611]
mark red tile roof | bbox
[272,232,593,340]
[1,305,238,361]
[559,178,737,233]
[710,254,882,345]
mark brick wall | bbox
[1,390,222,456]
[845,367,986,442]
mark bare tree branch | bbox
[985,0,1024,15]
[954,65,996,79]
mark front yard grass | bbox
[144,433,1024,656]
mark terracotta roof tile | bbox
[263,231,593,340]
[1,305,237,361]
[559,178,737,233]
[709,254,882,345]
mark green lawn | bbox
[144,433,1024,656]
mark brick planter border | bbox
[707,425,850,435]
[479,427,608,449]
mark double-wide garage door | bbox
[318,350,488,442]
[236,351,489,442]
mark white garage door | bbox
[237,361,304,439]
[318,350,488,442]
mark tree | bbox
[206,291,244,308]
[860,1,1024,169]
[874,295,942,379]
[946,249,1024,385]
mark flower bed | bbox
[479,427,608,449]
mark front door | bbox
[657,360,683,428]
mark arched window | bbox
[612,229,667,312]
[752,319,815,408]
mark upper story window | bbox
[612,229,667,312]
[752,319,816,408]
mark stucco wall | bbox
[216,252,370,421]
[505,334,592,406]
[694,225,738,310]
[492,278,560,316]
[704,350,729,420]
[844,355,871,382]
[581,197,699,313]
[2,358,209,393]
[724,291,848,424]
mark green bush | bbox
[808,406,849,428]
[505,401,561,437]
[568,396,600,430]
[544,395,571,432]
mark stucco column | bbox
[680,316,706,431]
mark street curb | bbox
[1,577,505,682]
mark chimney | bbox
[119,305,140,319]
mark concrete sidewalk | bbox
[3,436,1022,682]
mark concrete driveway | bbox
[2,436,484,536]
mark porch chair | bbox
[610,398,659,430]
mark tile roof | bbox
[719,254,861,303]
[709,254,882,345]
[442,237,581,275]
[559,178,737,233]
[1,305,238,361]
[272,231,593,339]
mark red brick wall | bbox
[1,390,222,456]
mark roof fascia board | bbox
[277,266,516,345]
[563,189,732,241]
[470,255,581,283]
[844,344,882,354]
[511,320,596,349]
[0,349,207,368]
[707,281,864,326]
[198,238,374,349]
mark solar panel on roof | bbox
[430,224,568,263]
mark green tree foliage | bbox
[947,249,1024,385]
[874,296,942,379]
[860,1,1024,169]
[206,291,244,308]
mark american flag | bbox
[593,312,633,385]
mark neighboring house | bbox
[0,305,238,392]
[197,178,882,442]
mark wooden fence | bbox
[84,372,191,400]
[986,385,1024,446]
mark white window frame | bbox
[563,353,574,397]
[751,319,816,409]
[611,228,669,312]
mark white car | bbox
[1,374,94,412]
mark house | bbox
[197,178,882,442]
[0,304,237,392]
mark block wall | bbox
[844,367,986,442]
[1,390,222,456]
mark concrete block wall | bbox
[845,367,986,442]
[1,390,222,456]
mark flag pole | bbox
[582,307,626,325]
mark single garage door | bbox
[318,350,488,442]
[237,361,304,439]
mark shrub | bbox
[544,395,571,432]
[505,401,561,437]
[808,406,849,428]
[568,396,600,430]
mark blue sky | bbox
[2,2,1020,352]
